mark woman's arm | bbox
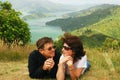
[56,63,65,80]
[56,56,71,80]
[68,65,84,80]
[67,60,84,80]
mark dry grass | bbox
[0,43,35,80]
[0,43,36,61]
[0,43,120,80]
[0,60,30,80]
[82,48,120,80]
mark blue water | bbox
[26,17,64,44]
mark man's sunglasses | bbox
[63,46,71,51]
[46,46,56,51]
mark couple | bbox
[28,32,90,80]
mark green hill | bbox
[46,4,120,48]
[46,4,120,31]
[72,6,120,48]
[72,5,120,38]
[63,4,116,18]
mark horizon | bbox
[2,0,120,5]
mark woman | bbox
[56,33,90,80]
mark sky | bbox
[2,0,120,5]
[49,0,120,5]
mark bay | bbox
[26,17,64,44]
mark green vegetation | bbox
[0,1,31,47]
[71,6,120,49]
[72,28,120,49]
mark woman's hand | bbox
[67,60,73,66]
[66,56,74,71]
[59,56,72,65]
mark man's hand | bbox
[43,58,55,70]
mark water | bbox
[26,17,64,44]
[26,11,76,44]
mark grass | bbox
[0,44,120,80]
[0,43,36,61]
[0,60,30,80]
[80,48,120,80]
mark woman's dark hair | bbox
[61,32,85,62]
[36,37,53,49]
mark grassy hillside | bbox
[71,6,120,48]
[89,14,120,40]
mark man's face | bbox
[40,42,55,58]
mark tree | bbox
[0,1,31,47]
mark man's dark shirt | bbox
[28,50,61,79]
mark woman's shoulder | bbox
[74,55,87,67]
[82,54,87,59]
[59,54,64,60]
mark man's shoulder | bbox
[55,50,61,56]
[29,50,39,57]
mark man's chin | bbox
[50,54,55,58]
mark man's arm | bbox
[28,52,48,78]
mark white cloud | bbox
[49,0,120,5]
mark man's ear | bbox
[39,48,44,53]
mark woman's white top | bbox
[59,54,87,75]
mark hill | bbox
[46,4,120,48]
[72,7,120,48]
[3,0,93,19]
[46,4,119,31]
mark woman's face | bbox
[62,43,74,57]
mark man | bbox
[28,37,61,79]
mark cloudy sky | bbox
[2,0,120,5]
[49,0,120,5]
